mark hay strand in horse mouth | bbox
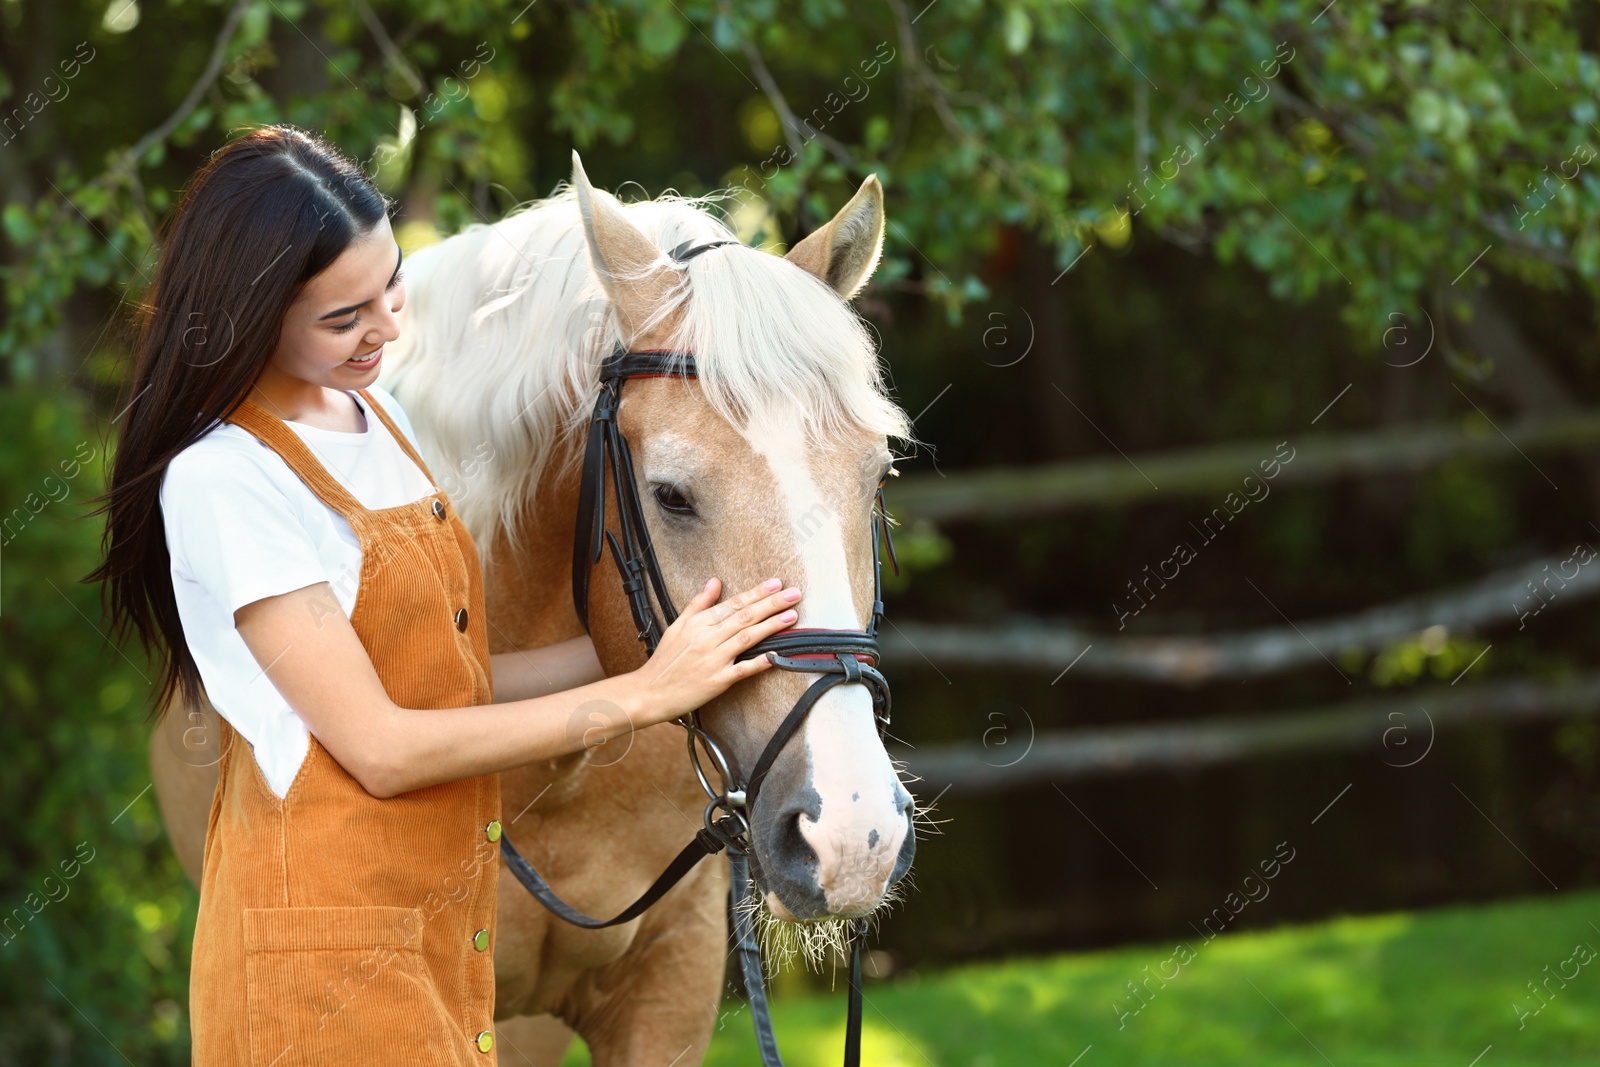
[732,871,908,980]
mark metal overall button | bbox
[472,928,490,951]
[484,819,501,842]
[432,498,447,520]
[476,1029,494,1053]
[455,607,469,631]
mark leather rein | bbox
[499,333,900,1067]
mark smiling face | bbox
[254,214,407,408]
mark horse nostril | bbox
[758,791,824,879]
[889,808,917,887]
[893,782,914,817]
[777,808,811,863]
[750,794,829,921]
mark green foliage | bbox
[1366,625,1491,687]
[1260,489,1329,574]
[7,0,1600,369]
[881,517,956,596]
[1405,459,1519,582]
[1553,719,1600,780]
[0,388,193,1064]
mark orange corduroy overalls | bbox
[188,388,501,1066]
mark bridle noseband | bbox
[500,338,901,1067]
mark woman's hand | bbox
[631,576,801,724]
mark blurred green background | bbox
[4,0,1600,1062]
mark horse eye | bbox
[651,482,695,516]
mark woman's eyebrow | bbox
[318,245,403,321]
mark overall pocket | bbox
[242,905,462,1067]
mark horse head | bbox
[569,154,917,929]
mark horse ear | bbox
[571,150,666,341]
[784,174,885,301]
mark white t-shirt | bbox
[159,385,436,798]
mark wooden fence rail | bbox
[890,411,1600,521]
[880,548,1600,683]
[896,674,1600,794]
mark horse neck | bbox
[478,436,597,802]
[481,439,586,651]
[481,432,698,817]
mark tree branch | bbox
[354,0,425,98]
[118,0,250,173]
[882,0,1056,224]
[738,35,856,169]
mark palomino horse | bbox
[150,153,917,1064]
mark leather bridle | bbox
[500,318,901,1067]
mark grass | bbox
[560,889,1600,1066]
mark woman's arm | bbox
[490,636,606,703]
[233,575,801,798]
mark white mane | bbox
[380,185,913,562]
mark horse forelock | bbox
[380,185,914,568]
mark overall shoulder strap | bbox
[358,388,440,487]
[223,396,366,518]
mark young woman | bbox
[89,124,799,1065]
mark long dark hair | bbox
[86,124,394,725]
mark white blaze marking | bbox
[744,407,906,912]
[742,408,856,630]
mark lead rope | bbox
[728,850,785,1065]
[728,830,869,1067]
[846,917,866,1067]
